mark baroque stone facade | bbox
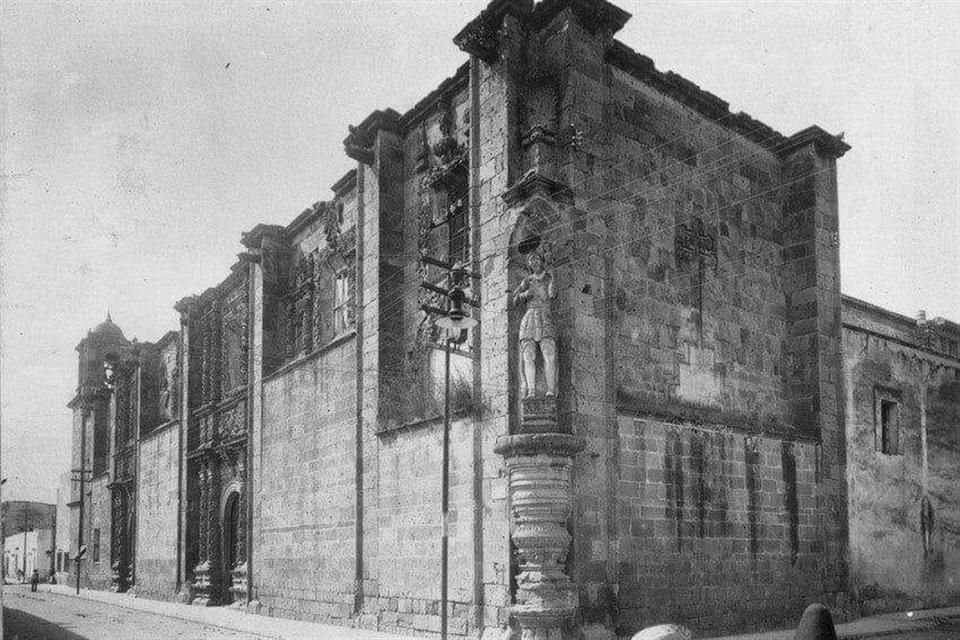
[64,1,960,638]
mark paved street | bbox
[5,583,960,640]
[2,586,266,640]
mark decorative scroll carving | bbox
[219,402,246,442]
[115,449,135,482]
[192,461,216,606]
[200,303,222,405]
[114,366,136,448]
[221,283,249,393]
[415,124,430,172]
[198,463,210,563]
[109,482,134,593]
[285,253,315,359]
[453,0,528,64]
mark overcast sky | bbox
[1,0,958,504]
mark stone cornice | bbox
[343,108,402,165]
[240,223,284,250]
[331,168,357,197]
[174,295,199,316]
[529,0,630,35]
[502,170,574,207]
[284,202,326,241]
[155,330,179,348]
[398,63,470,132]
[494,433,586,457]
[779,125,851,159]
[615,389,818,443]
[453,0,534,63]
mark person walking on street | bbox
[30,568,39,592]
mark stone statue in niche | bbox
[513,251,557,398]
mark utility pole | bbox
[419,255,479,640]
[76,407,88,595]
[916,310,946,554]
[21,507,29,580]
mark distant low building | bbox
[3,529,54,581]
[54,473,74,583]
[1,500,56,581]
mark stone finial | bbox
[794,603,838,640]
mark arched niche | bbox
[506,195,575,433]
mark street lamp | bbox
[419,257,481,640]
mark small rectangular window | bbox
[874,388,902,455]
[92,528,101,563]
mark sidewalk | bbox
[702,605,960,640]
[33,583,420,640]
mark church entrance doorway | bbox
[221,491,240,604]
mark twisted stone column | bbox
[496,398,584,640]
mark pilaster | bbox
[779,126,850,593]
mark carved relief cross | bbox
[675,217,717,342]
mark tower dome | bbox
[91,312,127,343]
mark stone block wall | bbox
[136,421,180,599]
[255,341,358,622]
[842,297,960,613]
[374,418,478,637]
[605,64,788,427]
[615,415,843,635]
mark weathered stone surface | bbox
[842,297,960,613]
[630,624,692,640]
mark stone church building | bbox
[65,1,960,638]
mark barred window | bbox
[92,528,101,563]
[448,196,469,265]
[334,270,351,335]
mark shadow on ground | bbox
[3,607,90,640]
